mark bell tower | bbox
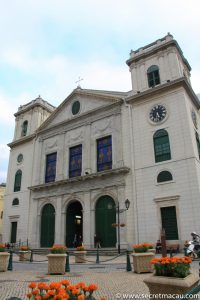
[13,96,55,141]
[126,33,191,94]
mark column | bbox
[54,196,62,244]
[82,192,91,248]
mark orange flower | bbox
[35,296,42,300]
[28,282,37,289]
[72,288,80,295]
[26,293,32,298]
[101,298,107,300]
[77,282,85,289]
[32,289,39,295]
[38,282,48,290]
[78,295,85,300]
[48,290,56,296]
[60,279,70,286]
[88,284,98,291]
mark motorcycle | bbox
[184,240,200,259]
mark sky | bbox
[0,0,200,183]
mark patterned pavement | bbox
[0,254,199,300]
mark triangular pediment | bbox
[38,88,127,132]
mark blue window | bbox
[14,170,22,192]
[147,65,160,87]
[45,152,57,183]
[154,129,171,163]
[97,136,112,172]
[69,145,82,178]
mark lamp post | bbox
[116,199,130,254]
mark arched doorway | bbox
[40,203,55,247]
[66,201,83,247]
[95,195,116,247]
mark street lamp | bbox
[116,199,130,254]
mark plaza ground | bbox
[0,253,199,300]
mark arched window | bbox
[14,170,22,192]
[153,129,171,163]
[147,65,160,87]
[157,171,173,183]
[12,198,19,206]
[195,131,200,159]
[21,120,28,136]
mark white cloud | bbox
[0,145,9,160]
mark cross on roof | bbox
[75,77,83,88]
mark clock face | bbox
[149,105,167,123]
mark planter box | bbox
[0,252,9,272]
[147,248,156,254]
[132,252,155,273]
[47,254,67,275]
[74,251,87,263]
[144,273,199,299]
[19,251,31,261]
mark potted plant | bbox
[26,280,106,299]
[0,244,9,272]
[74,245,87,263]
[132,243,155,273]
[19,246,31,261]
[47,245,67,275]
[144,256,199,298]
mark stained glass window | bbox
[45,152,57,183]
[14,170,22,192]
[69,145,82,178]
[97,136,112,172]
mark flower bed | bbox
[150,256,192,278]
[0,244,6,252]
[19,246,31,261]
[133,243,153,253]
[50,245,67,254]
[76,246,85,251]
[26,280,107,299]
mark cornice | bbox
[126,78,200,109]
[8,133,36,148]
[126,39,191,71]
[37,101,122,140]
[29,167,130,191]
[14,102,54,117]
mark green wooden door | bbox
[66,201,83,247]
[10,222,17,243]
[40,204,55,247]
[95,196,116,247]
[161,206,179,240]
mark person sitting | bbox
[156,239,162,253]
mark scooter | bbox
[184,241,200,259]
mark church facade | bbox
[3,34,200,249]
